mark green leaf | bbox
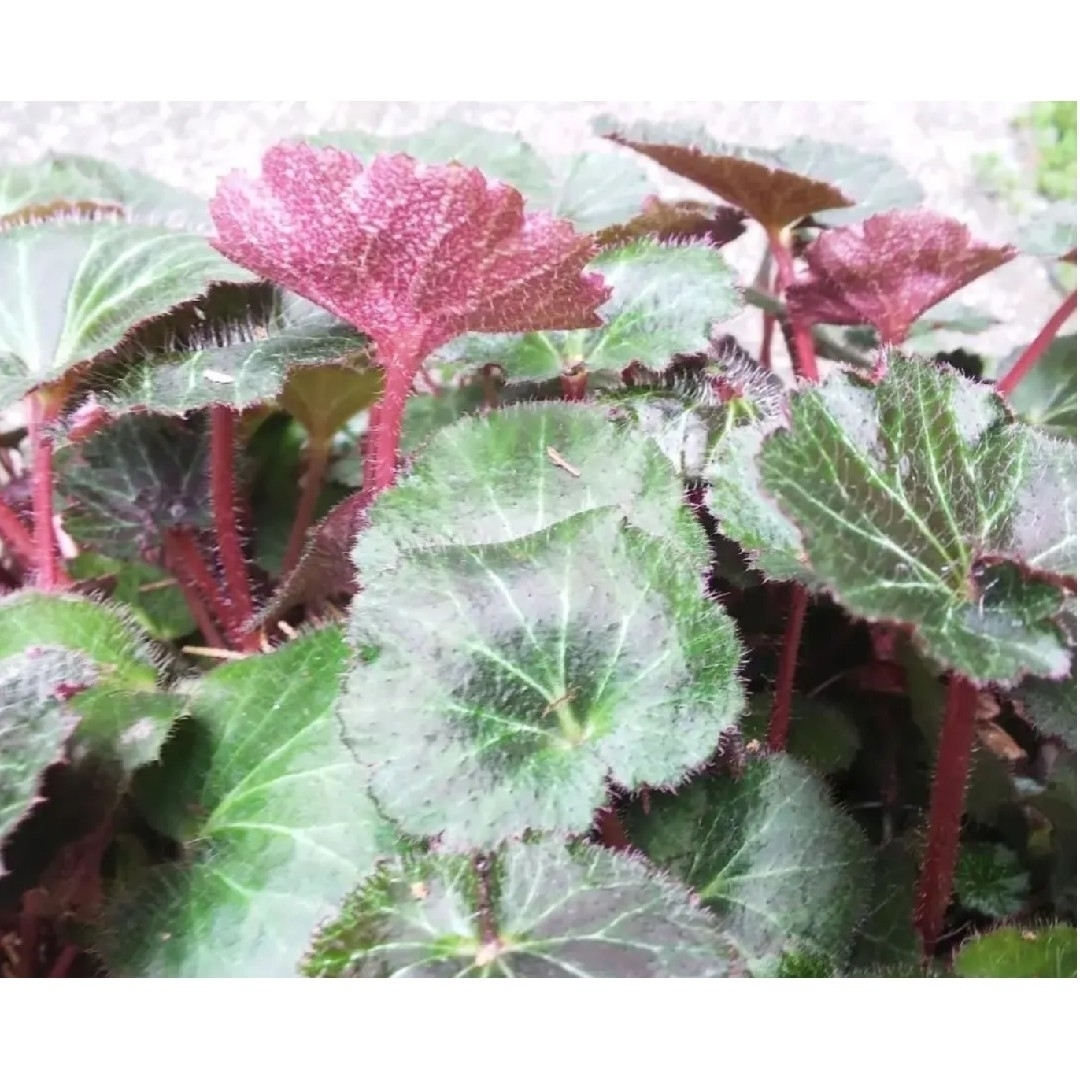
[0,589,161,684]
[342,511,744,850]
[703,421,810,582]
[56,414,211,559]
[1017,202,1077,259]
[625,755,874,975]
[848,842,922,971]
[743,358,1076,684]
[0,590,176,785]
[741,693,860,773]
[95,628,389,977]
[1013,654,1077,750]
[0,647,91,871]
[68,553,196,640]
[953,925,1077,977]
[279,361,382,446]
[441,241,741,383]
[0,220,254,407]
[355,401,702,579]
[303,839,740,978]
[102,289,375,420]
[0,153,209,227]
[954,842,1029,919]
[311,121,652,230]
[1002,334,1076,441]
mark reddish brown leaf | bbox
[600,130,852,232]
[210,143,610,366]
[595,197,747,250]
[787,209,1017,345]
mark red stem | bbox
[915,674,979,956]
[27,392,69,590]
[363,361,416,502]
[281,443,330,578]
[766,229,819,382]
[595,805,632,852]
[767,583,808,752]
[163,529,228,649]
[997,290,1077,398]
[47,944,79,978]
[0,497,35,566]
[209,406,258,651]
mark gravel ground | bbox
[0,100,1068,364]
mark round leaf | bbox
[342,511,744,850]
[304,839,740,978]
[625,754,874,974]
[954,842,1029,919]
[953,925,1077,977]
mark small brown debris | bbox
[546,446,581,478]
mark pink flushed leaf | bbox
[787,209,1017,346]
[209,143,611,366]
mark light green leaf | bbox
[0,153,209,227]
[1002,334,1076,441]
[954,842,1029,919]
[0,219,255,407]
[311,121,652,230]
[95,628,390,977]
[342,511,744,850]
[0,647,90,871]
[1017,202,1077,259]
[102,289,375,419]
[355,401,702,579]
[304,839,740,978]
[953,925,1077,977]
[746,358,1076,684]
[442,241,741,383]
[625,755,874,975]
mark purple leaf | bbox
[210,143,611,367]
[787,209,1017,346]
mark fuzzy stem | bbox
[766,228,820,382]
[915,674,979,956]
[997,290,1076,398]
[48,944,79,978]
[767,583,808,752]
[0,497,34,566]
[560,366,588,401]
[209,406,258,651]
[163,529,228,649]
[281,442,330,578]
[363,361,416,501]
[27,392,69,590]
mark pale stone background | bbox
[0,100,1068,364]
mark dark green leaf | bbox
[848,842,922,971]
[625,754,874,974]
[953,925,1077,977]
[95,629,390,977]
[56,414,211,559]
[954,842,1029,918]
[102,290,375,420]
[1013,653,1077,750]
[0,220,254,407]
[0,648,91,871]
[355,401,702,579]
[736,359,1076,684]
[441,240,740,383]
[0,153,209,227]
[1002,334,1076,441]
[741,693,860,774]
[304,839,740,978]
[343,511,743,850]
